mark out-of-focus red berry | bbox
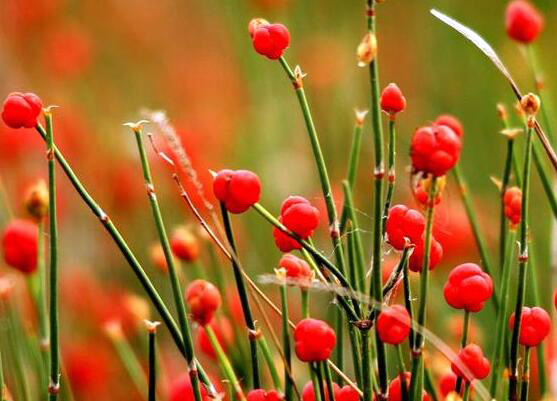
[185,280,221,326]
[443,263,493,312]
[555,290,557,311]
[386,205,425,250]
[408,236,443,273]
[169,373,212,401]
[438,371,457,398]
[336,386,359,401]
[278,253,312,285]
[171,226,200,262]
[410,124,461,177]
[377,305,411,345]
[64,343,112,399]
[294,318,336,362]
[280,196,320,239]
[434,115,464,139]
[2,219,38,274]
[380,83,406,116]
[249,19,290,60]
[503,186,522,226]
[43,25,93,78]
[2,92,43,129]
[150,243,168,273]
[197,317,234,359]
[213,169,261,214]
[451,344,490,382]
[387,373,430,401]
[509,306,551,347]
[247,389,283,401]
[302,380,340,401]
[505,0,544,44]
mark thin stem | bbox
[314,362,327,401]
[220,204,261,388]
[205,326,246,401]
[301,288,310,318]
[0,351,4,401]
[396,345,409,401]
[323,362,336,401]
[462,383,471,401]
[334,310,344,385]
[499,128,515,267]
[109,328,148,399]
[402,250,415,350]
[33,125,214,393]
[508,125,534,401]
[382,118,397,234]
[148,329,157,401]
[36,221,49,358]
[519,347,531,401]
[132,127,204,401]
[454,310,470,393]
[360,329,372,401]
[453,166,499,310]
[281,284,293,401]
[45,111,60,401]
[342,181,366,294]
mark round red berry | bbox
[278,253,313,285]
[377,305,411,345]
[443,263,493,312]
[302,380,339,401]
[408,235,443,273]
[336,386,359,401]
[247,389,283,401]
[438,372,456,398]
[185,279,221,326]
[2,219,38,274]
[386,205,425,250]
[294,318,336,362]
[171,226,200,262]
[213,169,261,214]
[2,92,43,129]
[169,373,212,401]
[249,19,290,60]
[505,0,544,44]
[509,306,551,347]
[410,124,462,177]
[273,221,302,253]
[280,196,320,239]
[451,344,490,382]
[434,114,464,139]
[503,186,521,226]
[387,373,430,401]
[380,83,406,115]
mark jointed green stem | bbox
[382,118,397,234]
[132,127,204,401]
[281,284,294,401]
[499,125,515,267]
[45,112,60,401]
[519,347,531,401]
[342,181,366,294]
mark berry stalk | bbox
[454,310,470,393]
[146,322,159,401]
[401,246,415,350]
[519,347,531,401]
[382,118,397,234]
[131,125,204,401]
[280,282,293,401]
[323,361,337,401]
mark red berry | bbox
[2,219,38,274]
[505,0,544,44]
[380,83,406,115]
[280,196,320,239]
[387,373,430,401]
[410,124,462,177]
[171,226,200,262]
[336,386,359,401]
[247,389,283,401]
[385,205,425,250]
[2,92,43,129]
[451,344,490,382]
[213,169,261,214]
[302,380,340,401]
[185,279,221,326]
[503,186,522,226]
[197,317,234,359]
[443,263,493,312]
[438,372,457,398]
[273,220,302,253]
[408,235,443,273]
[169,373,212,401]
[434,114,464,139]
[509,306,551,347]
[249,19,290,60]
[377,305,411,345]
[294,318,336,362]
[278,253,313,285]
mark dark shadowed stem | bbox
[452,166,499,310]
[519,347,531,401]
[281,283,293,401]
[489,228,517,398]
[323,362,336,401]
[454,310,470,394]
[382,118,396,234]
[462,383,471,401]
[148,327,157,401]
[334,311,344,384]
[343,181,366,294]
[396,345,409,401]
[508,126,533,401]
[34,125,214,393]
[220,204,261,388]
[409,175,437,401]
[423,368,439,401]
[499,121,515,267]
[132,127,204,401]
[402,250,415,350]
[314,362,327,401]
[44,112,60,401]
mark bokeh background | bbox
[0,0,556,400]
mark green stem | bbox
[148,329,157,401]
[519,347,531,401]
[259,336,282,391]
[36,221,49,358]
[532,143,557,218]
[508,126,534,401]
[396,345,409,401]
[382,118,397,234]
[109,329,148,398]
[132,127,204,401]
[462,382,471,401]
[205,326,246,401]
[323,362,336,401]
[453,166,499,310]
[33,125,214,393]
[402,250,415,350]
[314,362,327,401]
[342,181,366,294]
[0,350,4,401]
[454,310,470,393]
[334,310,344,385]
[360,329,372,401]
[499,129,515,267]
[45,112,60,401]
[301,288,310,318]
[281,284,293,401]
[220,204,261,388]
